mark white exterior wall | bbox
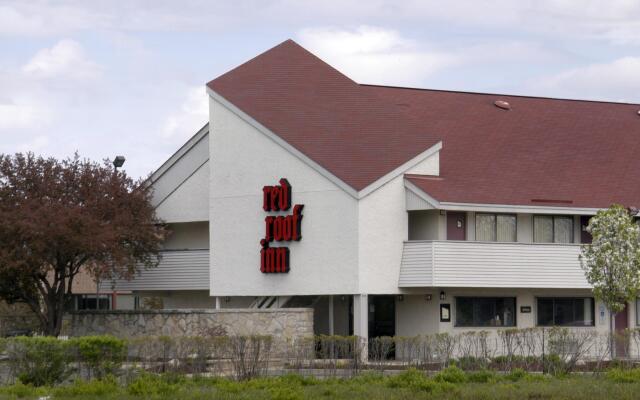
[152,129,209,223]
[357,154,439,294]
[155,162,209,223]
[164,222,209,250]
[396,294,440,336]
[209,97,359,296]
[408,210,442,240]
[138,290,214,309]
[399,241,587,288]
[397,289,628,337]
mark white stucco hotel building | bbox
[111,40,640,342]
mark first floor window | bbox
[455,297,516,327]
[74,294,111,311]
[537,297,594,326]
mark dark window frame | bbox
[454,296,517,328]
[475,213,518,242]
[533,215,575,244]
[536,297,595,327]
[74,294,112,311]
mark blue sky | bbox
[1,1,639,178]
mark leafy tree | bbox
[0,153,166,336]
[580,204,640,357]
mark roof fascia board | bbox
[403,179,441,208]
[207,87,359,199]
[357,141,442,199]
[150,123,209,184]
[438,202,601,215]
[406,179,601,214]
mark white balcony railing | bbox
[103,249,209,291]
[399,240,588,289]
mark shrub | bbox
[277,373,319,387]
[126,373,184,396]
[467,369,497,383]
[71,336,127,378]
[543,354,568,376]
[6,336,73,386]
[0,382,49,398]
[434,365,467,384]
[504,368,527,382]
[387,368,437,392]
[227,335,273,380]
[52,376,120,397]
[455,356,488,371]
[606,368,640,383]
[269,385,304,400]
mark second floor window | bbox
[533,215,573,243]
[475,213,517,242]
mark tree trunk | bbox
[39,290,66,337]
[610,310,616,360]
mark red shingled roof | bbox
[207,40,441,191]
[208,39,640,208]
[368,86,640,209]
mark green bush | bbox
[455,356,489,371]
[606,368,640,383]
[126,373,185,396]
[434,365,467,384]
[0,382,49,398]
[467,369,497,383]
[387,368,436,391]
[6,336,73,386]
[543,354,568,376]
[71,335,127,378]
[504,368,528,382]
[52,376,120,397]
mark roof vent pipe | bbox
[494,100,511,110]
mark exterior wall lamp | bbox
[440,291,446,301]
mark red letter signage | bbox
[260,178,303,273]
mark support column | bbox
[328,296,335,335]
[215,297,221,310]
[353,294,369,361]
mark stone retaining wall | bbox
[67,308,313,340]
[0,301,39,336]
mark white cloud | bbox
[23,39,101,80]
[531,57,640,102]
[298,26,457,86]
[161,86,208,139]
[0,1,639,47]
[17,135,49,153]
[0,102,39,130]
[0,3,101,36]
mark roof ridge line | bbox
[361,83,640,107]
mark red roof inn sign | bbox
[260,179,304,273]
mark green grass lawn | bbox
[2,367,640,400]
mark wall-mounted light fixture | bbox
[440,291,446,301]
[425,294,432,301]
[224,297,231,303]
[398,295,404,302]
